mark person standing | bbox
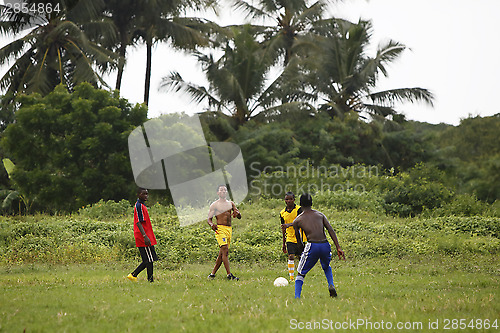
[280,191,305,282]
[207,185,242,280]
[293,193,345,298]
[127,187,158,283]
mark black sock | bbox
[146,262,153,282]
[132,262,147,277]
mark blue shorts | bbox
[297,241,332,276]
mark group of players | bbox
[127,185,345,299]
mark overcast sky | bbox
[114,0,500,126]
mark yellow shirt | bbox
[280,205,306,243]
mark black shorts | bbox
[286,242,302,255]
[138,246,158,263]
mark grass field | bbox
[1,198,499,332]
[1,255,498,332]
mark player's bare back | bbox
[294,209,329,242]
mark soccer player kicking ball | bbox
[293,193,345,299]
[127,188,158,283]
[207,185,242,281]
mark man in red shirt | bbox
[127,187,158,282]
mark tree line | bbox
[1,81,498,213]
[0,0,498,213]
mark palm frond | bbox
[159,71,221,107]
[295,1,327,25]
[162,17,211,49]
[231,0,275,21]
[362,103,397,117]
[374,39,406,77]
[369,88,434,107]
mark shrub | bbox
[380,172,453,217]
[431,194,493,217]
[78,199,131,219]
[314,190,384,213]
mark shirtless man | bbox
[207,185,242,280]
[293,193,345,298]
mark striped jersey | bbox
[133,199,157,247]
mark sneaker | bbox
[329,285,337,297]
[127,273,137,282]
[207,273,216,280]
[226,273,239,281]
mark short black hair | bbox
[285,191,295,198]
[217,184,227,191]
[299,193,312,207]
[137,187,147,195]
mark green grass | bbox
[1,199,499,331]
[1,255,498,332]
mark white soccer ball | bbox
[273,277,289,287]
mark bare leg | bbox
[220,245,231,275]
[211,247,224,275]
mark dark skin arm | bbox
[322,215,345,260]
[136,220,151,246]
[280,216,287,253]
[231,202,242,219]
[294,223,305,255]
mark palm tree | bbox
[308,18,434,120]
[133,0,218,105]
[160,25,278,125]
[0,0,117,98]
[231,0,333,66]
[101,0,142,91]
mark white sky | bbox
[115,0,500,125]
[2,0,500,125]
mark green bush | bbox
[431,194,493,217]
[78,199,131,219]
[1,201,500,265]
[379,172,453,217]
[314,190,384,213]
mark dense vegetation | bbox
[1,194,498,266]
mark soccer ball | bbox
[273,277,289,287]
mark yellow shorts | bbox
[215,225,232,248]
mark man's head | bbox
[284,191,295,209]
[299,193,312,208]
[137,187,148,201]
[217,185,228,199]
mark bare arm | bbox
[136,221,151,246]
[231,202,241,219]
[207,204,218,231]
[293,218,304,251]
[280,215,287,253]
[322,214,345,260]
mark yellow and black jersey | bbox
[280,204,306,243]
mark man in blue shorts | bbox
[293,193,345,299]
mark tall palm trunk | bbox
[115,32,128,91]
[144,36,153,105]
